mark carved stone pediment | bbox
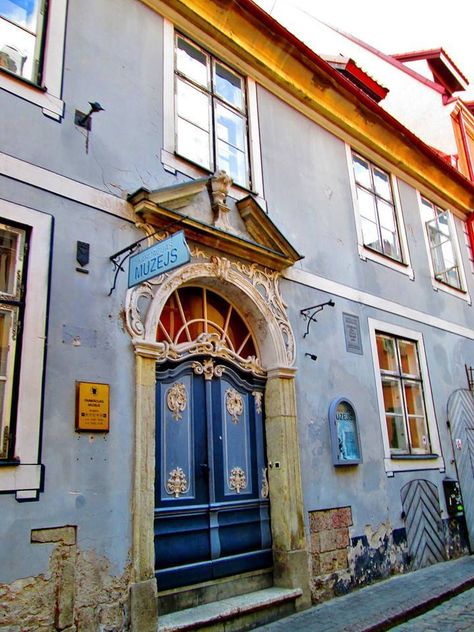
[128,173,302,271]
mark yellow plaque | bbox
[76,382,110,432]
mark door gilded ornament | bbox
[261,467,269,499]
[229,467,247,493]
[192,358,225,381]
[166,467,189,497]
[253,391,263,414]
[166,382,187,421]
[226,388,244,423]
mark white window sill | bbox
[161,149,267,210]
[384,454,445,476]
[0,463,42,499]
[0,71,64,120]
[359,244,414,279]
[431,279,471,304]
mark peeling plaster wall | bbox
[0,533,131,631]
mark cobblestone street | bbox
[390,587,474,631]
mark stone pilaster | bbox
[265,368,311,609]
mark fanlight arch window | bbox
[157,287,262,373]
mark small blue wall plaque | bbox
[128,231,190,288]
[328,397,362,466]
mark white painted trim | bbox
[0,152,132,220]
[345,144,414,279]
[0,201,51,494]
[416,191,471,304]
[368,318,444,474]
[161,18,266,204]
[283,266,474,340]
[0,0,67,119]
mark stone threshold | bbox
[158,586,303,631]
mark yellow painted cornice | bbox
[140,0,474,216]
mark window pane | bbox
[352,154,371,189]
[176,118,212,170]
[398,340,419,376]
[361,217,380,251]
[0,227,20,295]
[376,335,398,372]
[377,200,396,232]
[176,36,209,88]
[373,168,392,201]
[436,211,451,238]
[382,378,403,415]
[216,103,246,150]
[386,415,409,452]
[217,140,247,188]
[357,188,377,222]
[176,78,210,131]
[0,16,36,79]
[380,227,401,260]
[1,0,41,32]
[408,416,430,453]
[0,309,13,376]
[404,381,425,416]
[214,62,244,110]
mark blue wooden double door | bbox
[155,358,272,590]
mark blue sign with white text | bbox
[128,230,190,287]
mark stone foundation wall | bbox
[308,507,470,604]
[0,526,130,632]
[308,507,408,603]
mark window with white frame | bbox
[0,202,50,499]
[420,197,463,290]
[369,319,443,474]
[375,332,431,456]
[351,152,402,261]
[0,0,46,84]
[0,0,66,119]
[0,222,27,459]
[174,33,250,189]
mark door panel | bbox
[155,358,271,590]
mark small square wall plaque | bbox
[76,382,110,432]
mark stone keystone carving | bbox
[209,170,233,229]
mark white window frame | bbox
[161,18,266,208]
[417,191,470,303]
[368,318,444,476]
[0,0,67,120]
[346,144,414,279]
[0,200,51,499]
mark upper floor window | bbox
[0,221,27,459]
[351,152,402,261]
[175,34,250,189]
[420,197,462,290]
[0,0,46,84]
[0,0,66,120]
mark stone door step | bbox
[157,586,303,631]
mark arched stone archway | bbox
[126,252,310,629]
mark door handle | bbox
[200,463,209,471]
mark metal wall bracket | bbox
[108,218,186,295]
[300,299,335,338]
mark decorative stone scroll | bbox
[125,251,296,369]
[192,358,225,381]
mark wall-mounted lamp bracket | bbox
[74,101,105,131]
[300,299,335,338]
[107,217,187,296]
